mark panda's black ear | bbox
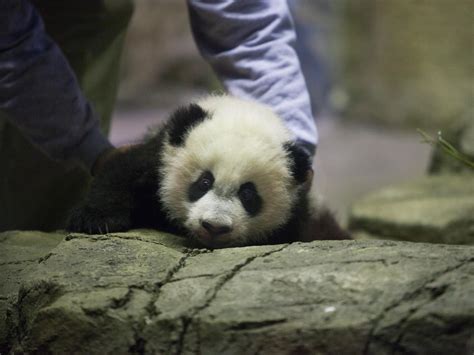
[284,142,313,184]
[167,103,209,146]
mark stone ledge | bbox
[349,175,474,244]
[1,230,473,354]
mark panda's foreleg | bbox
[67,145,151,234]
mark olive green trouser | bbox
[0,0,133,231]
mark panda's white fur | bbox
[159,95,299,247]
[68,94,349,248]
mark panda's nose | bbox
[201,220,233,236]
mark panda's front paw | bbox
[67,206,130,234]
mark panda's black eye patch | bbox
[188,171,214,202]
[238,182,262,216]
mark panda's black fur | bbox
[68,96,350,247]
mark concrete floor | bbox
[110,109,432,225]
[313,118,431,223]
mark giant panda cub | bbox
[68,95,349,248]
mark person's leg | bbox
[0,0,133,231]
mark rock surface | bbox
[1,230,473,354]
[0,231,64,351]
[349,175,474,244]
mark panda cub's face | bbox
[159,96,310,248]
[184,170,264,248]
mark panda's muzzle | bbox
[200,220,233,236]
